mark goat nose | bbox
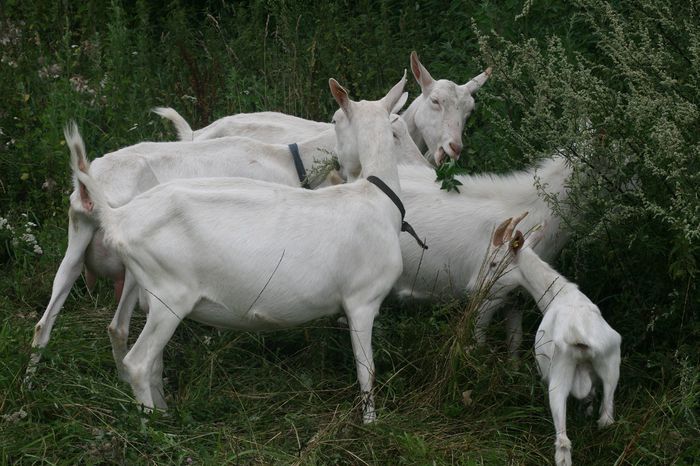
[449,142,462,158]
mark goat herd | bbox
[25,52,621,466]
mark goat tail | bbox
[564,324,595,399]
[564,324,593,353]
[65,121,118,234]
[152,107,194,141]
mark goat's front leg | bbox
[345,300,380,424]
[107,270,139,382]
[504,307,524,356]
[26,216,96,384]
[474,297,502,347]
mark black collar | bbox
[288,143,311,189]
[366,176,428,250]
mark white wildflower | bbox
[21,233,36,244]
[70,75,95,95]
[1,409,27,423]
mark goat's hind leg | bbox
[594,346,620,428]
[122,297,186,411]
[26,215,96,383]
[548,355,576,466]
[149,349,167,410]
[107,270,139,382]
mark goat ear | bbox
[390,92,409,115]
[380,70,407,114]
[329,78,352,117]
[492,217,512,247]
[462,66,492,95]
[410,51,434,95]
[510,230,525,253]
[504,211,528,242]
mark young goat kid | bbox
[490,213,621,466]
[156,51,491,166]
[67,76,416,423]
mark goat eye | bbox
[392,131,398,139]
[431,98,439,105]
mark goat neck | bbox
[400,98,428,155]
[296,127,337,168]
[351,104,401,195]
[513,247,570,314]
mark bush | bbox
[472,0,699,352]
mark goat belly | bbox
[187,297,342,331]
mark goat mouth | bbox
[435,147,461,166]
[434,147,446,166]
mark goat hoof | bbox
[597,414,614,428]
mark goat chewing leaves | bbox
[435,159,468,193]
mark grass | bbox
[1,237,698,465]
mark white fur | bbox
[491,216,622,466]
[394,156,571,354]
[155,52,490,166]
[152,108,332,143]
[66,76,409,423]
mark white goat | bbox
[403,51,491,165]
[153,107,330,144]
[67,76,415,423]
[103,113,427,378]
[394,156,571,353]
[155,51,491,165]
[490,213,621,466]
[28,90,422,383]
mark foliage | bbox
[473,0,700,351]
[434,159,469,192]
